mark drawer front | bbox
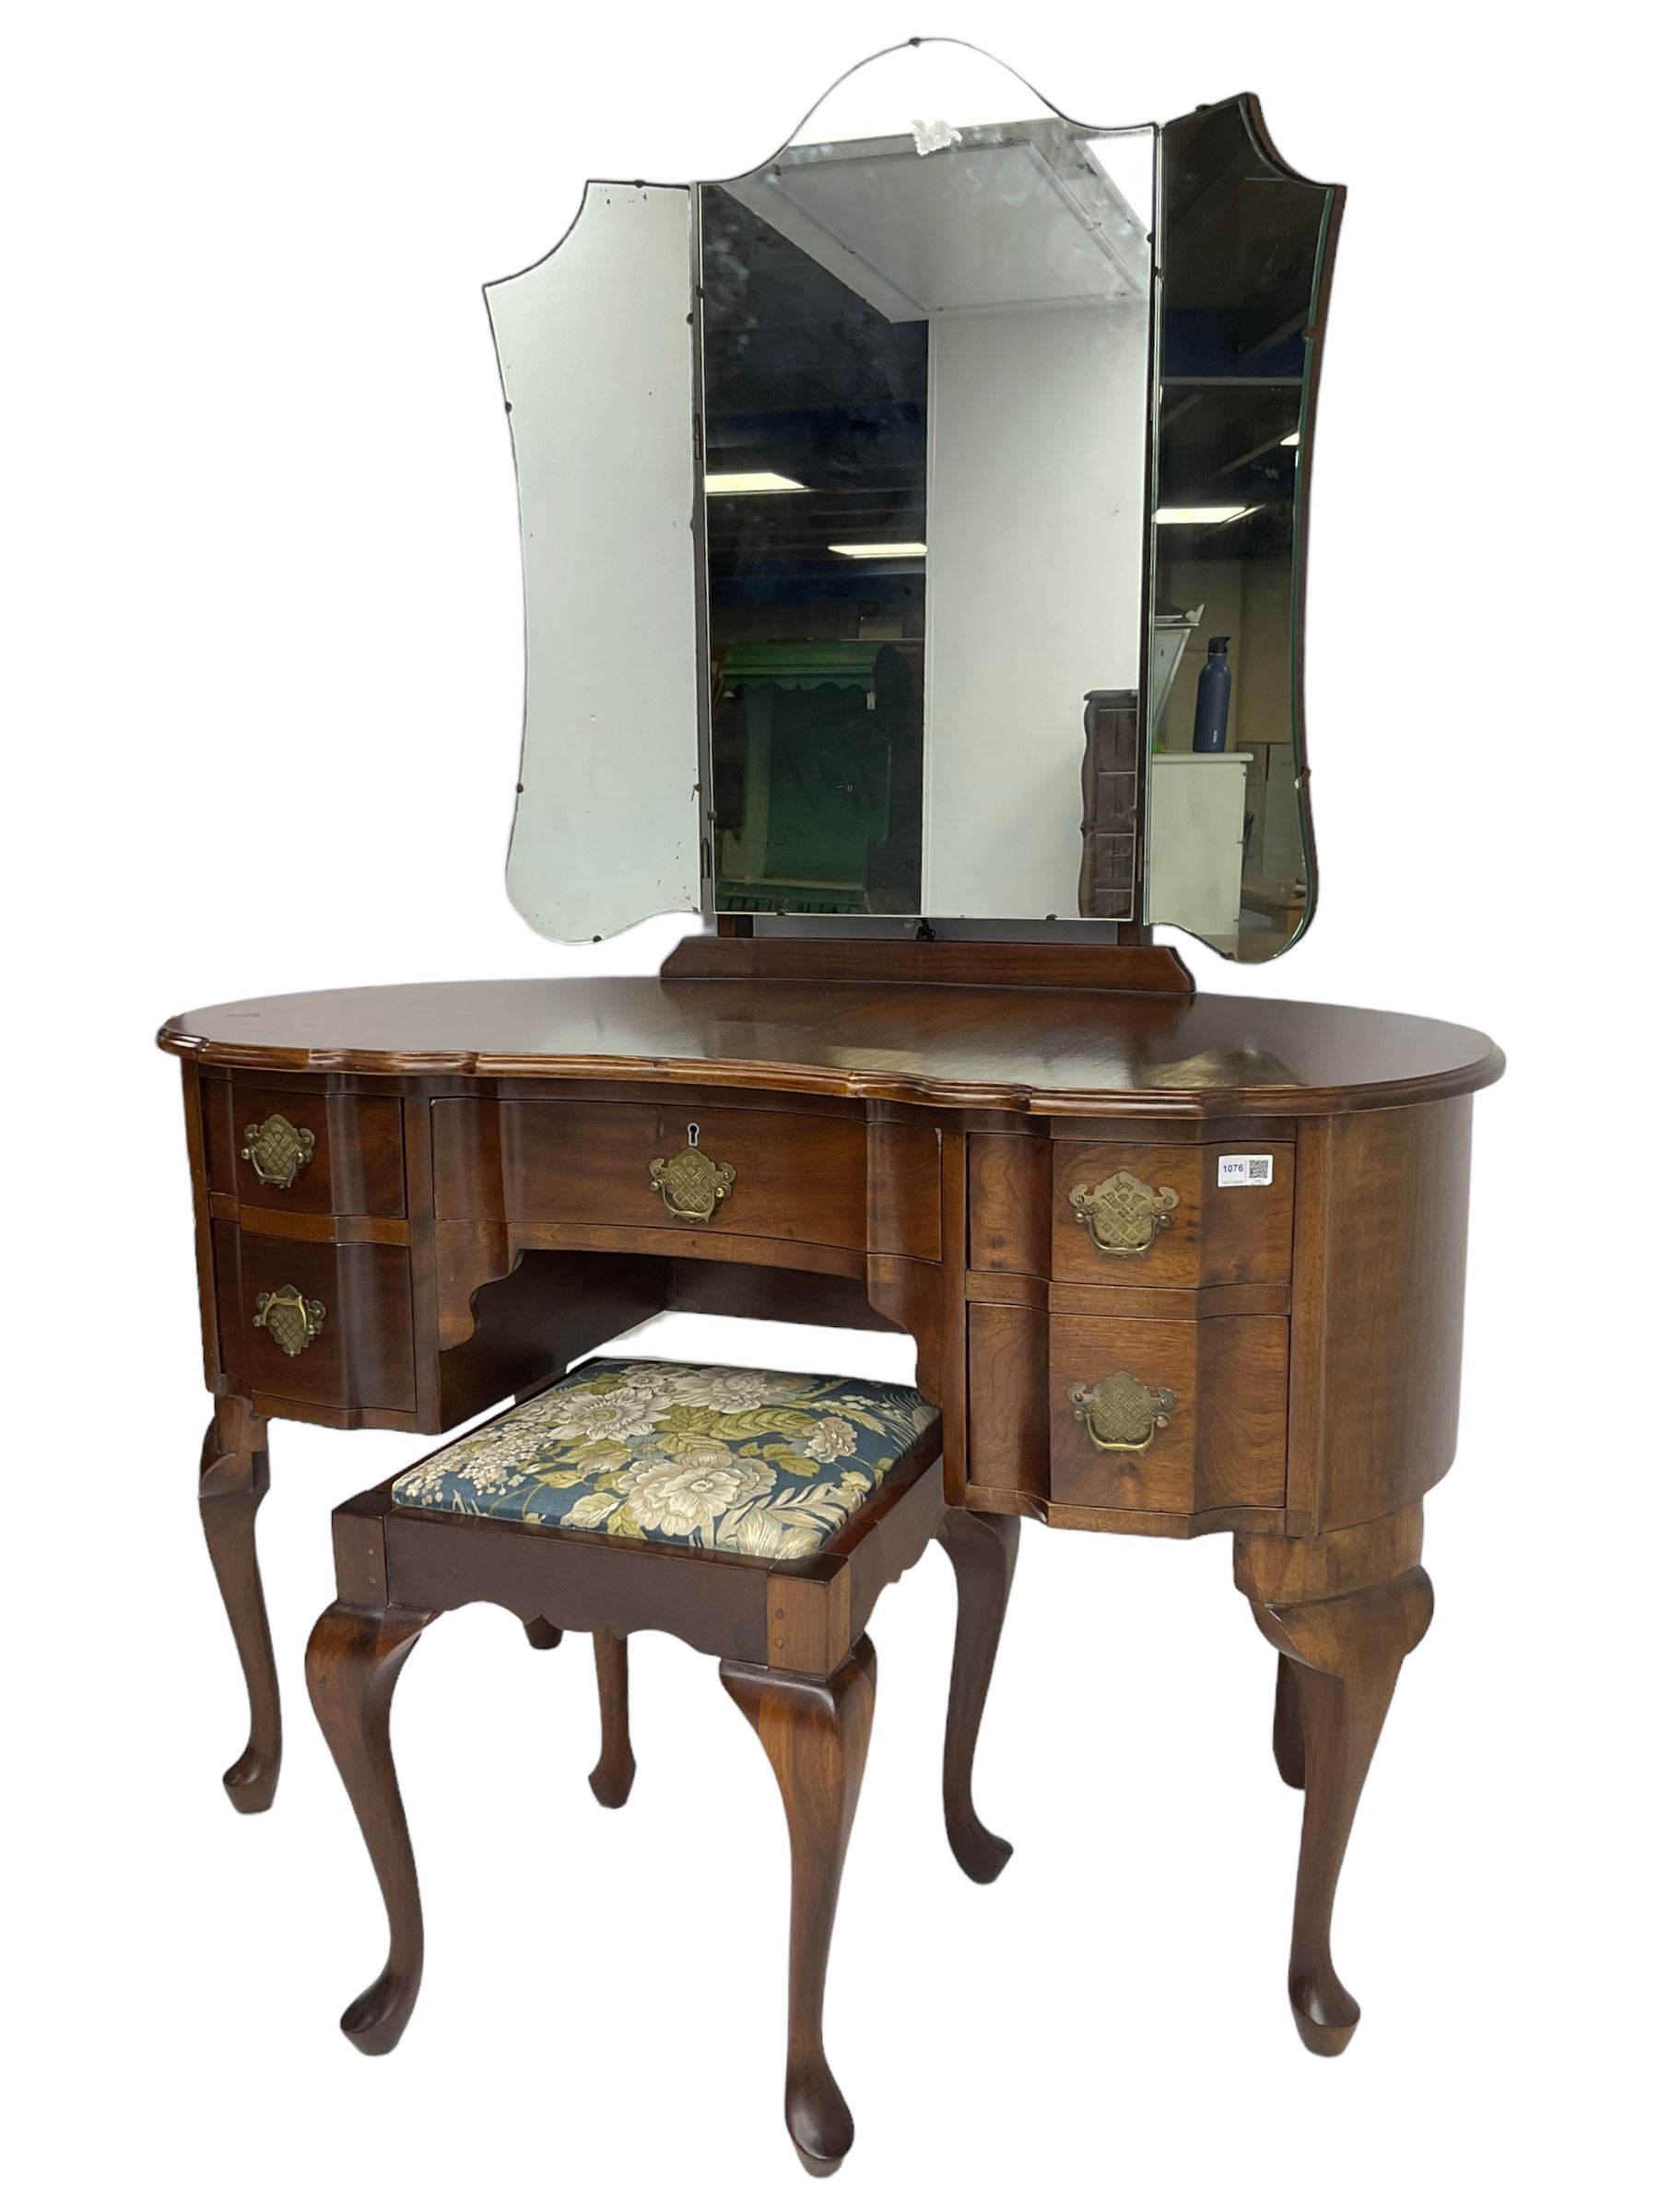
[204,1081,405,1218]
[1047,1312,1287,1515]
[212,1225,417,1411]
[433,1099,897,1254]
[1049,1140,1294,1288]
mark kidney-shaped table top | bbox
[159,976,1503,1121]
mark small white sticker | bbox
[1218,1154,1274,1188]
[912,116,963,156]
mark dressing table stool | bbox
[306,1357,1014,2176]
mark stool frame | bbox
[306,1427,1018,2175]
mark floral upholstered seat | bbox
[390,1359,940,1561]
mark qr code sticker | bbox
[1218,1154,1274,1188]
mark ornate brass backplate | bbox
[1069,1371,1177,1453]
[648,1127,736,1223]
[253,1284,326,1357]
[241,1112,316,1190]
[1066,1170,1180,1257]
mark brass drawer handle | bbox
[649,1124,736,1224]
[253,1283,326,1358]
[1069,1371,1177,1453]
[241,1112,316,1190]
[1067,1171,1180,1257]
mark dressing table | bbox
[160,40,1501,2081]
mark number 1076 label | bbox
[1218,1154,1274,1188]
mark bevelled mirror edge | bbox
[1147,92,1342,965]
[488,181,703,944]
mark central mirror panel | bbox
[488,42,1336,958]
[703,104,1153,920]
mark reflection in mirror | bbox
[704,68,1154,919]
[700,177,928,914]
[1144,98,1339,961]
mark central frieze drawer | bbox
[432,1099,934,1256]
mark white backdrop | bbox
[5,6,1653,2207]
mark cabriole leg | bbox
[721,1639,877,2177]
[198,1394,279,1813]
[305,1602,434,2056]
[1238,1511,1433,2056]
[1273,1653,1306,1789]
[589,1630,635,1807]
[936,1508,1019,1881]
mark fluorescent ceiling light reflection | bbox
[705,471,806,494]
[1154,505,1253,525]
[829,541,927,559]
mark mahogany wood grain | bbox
[209,1200,410,1247]
[202,1076,405,1218]
[1048,1139,1295,1288]
[211,1224,417,1414]
[180,1063,220,1391]
[1053,1112,1300,1145]
[588,1630,635,1808]
[867,1115,945,1262]
[1248,1570,1434,2052]
[966,1301,1048,1500]
[198,1394,279,1812]
[663,1258,907,1334]
[304,1602,434,2054]
[246,1397,421,1433]
[427,1240,664,1430]
[962,1486,1289,1538]
[159,976,1502,1119]
[967,1132,1049,1276]
[664,934,1195,994]
[1308,1098,1474,1530]
[468,1217,870,1281]
[1273,1655,1306,1788]
[721,1640,877,2176]
[426,1097,941,1266]
[1047,1312,1288,1516]
[431,1095,885,1254]
[936,1511,1020,1882]
[1236,1504,1431,2050]
[1235,1501,1425,1607]
[398,1074,444,1433]
[965,1273,1290,1319]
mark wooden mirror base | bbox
[665,932,1196,994]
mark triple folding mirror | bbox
[488,40,1340,959]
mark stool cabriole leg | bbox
[721,1638,877,2177]
[936,1508,1019,1882]
[589,1630,635,1807]
[198,1394,280,1813]
[305,1602,434,2056]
